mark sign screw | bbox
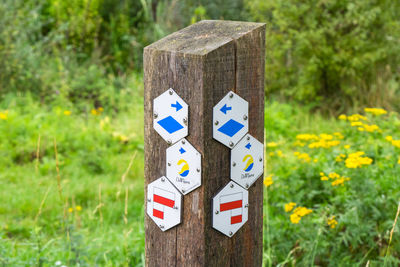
[229,93,234,98]
[182,189,186,194]
[196,168,200,172]
[229,141,234,147]
[169,90,173,95]
[215,210,219,214]
[229,231,233,236]
[181,140,186,145]
[245,204,249,208]
[167,140,172,145]
[183,117,188,125]
[259,157,262,162]
[161,177,165,182]
[232,162,236,167]
[174,206,178,210]
[243,115,248,120]
[247,136,250,141]
[153,113,158,119]
[168,162,171,166]
[230,183,234,188]
[245,183,249,189]
[160,225,165,229]
[214,120,219,125]
[147,198,151,202]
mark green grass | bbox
[1,77,400,265]
[0,74,145,266]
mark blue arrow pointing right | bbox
[171,101,183,112]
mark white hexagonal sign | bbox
[231,134,264,189]
[213,91,248,148]
[147,176,182,231]
[212,181,249,237]
[153,88,188,145]
[166,138,201,195]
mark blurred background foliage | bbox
[0,0,399,112]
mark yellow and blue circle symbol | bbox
[177,159,189,177]
[242,154,254,172]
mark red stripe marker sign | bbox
[147,176,182,231]
[212,181,249,237]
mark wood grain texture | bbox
[144,20,265,267]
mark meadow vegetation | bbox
[1,0,400,266]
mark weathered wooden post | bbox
[144,20,265,266]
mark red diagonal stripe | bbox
[154,194,175,208]
[220,200,242,211]
[231,215,242,224]
[153,209,164,219]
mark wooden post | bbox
[144,20,265,266]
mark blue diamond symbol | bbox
[157,116,184,134]
[217,119,244,137]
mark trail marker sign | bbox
[166,138,202,195]
[213,91,248,148]
[212,181,249,237]
[147,176,182,231]
[231,134,264,189]
[153,88,188,145]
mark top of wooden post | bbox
[145,20,265,55]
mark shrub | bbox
[247,0,400,110]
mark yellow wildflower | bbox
[398,158,400,164]
[358,127,364,132]
[350,121,363,127]
[269,152,275,157]
[264,175,273,187]
[296,134,319,141]
[0,110,8,120]
[75,205,82,211]
[333,132,344,139]
[364,108,387,116]
[319,134,333,140]
[338,114,347,120]
[327,216,338,229]
[294,152,311,163]
[386,136,393,142]
[363,124,380,133]
[267,142,278,148]
[284,202,296,212]
[91,107,104,116]
[313,159,318,163]
[289,205,312,224]
[309,140,340,149]
[293,207,313,217]
[345,151,373,168]
[320,176,329,181]
[68,207,74,213]
[293,141,306,147]
[347,114,367,122]
[344,145,350,149]
[391,140,400,148]
[328,172,340,179]
[290,213,301,224]
[319,172,325,176]
[335,154,346,162]
[276,150,283,157]
[63,110,71,116]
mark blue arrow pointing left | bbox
[245,143,252,149]
[171,101,183,112]
[220,104,232,114]
[179,147,186,154]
